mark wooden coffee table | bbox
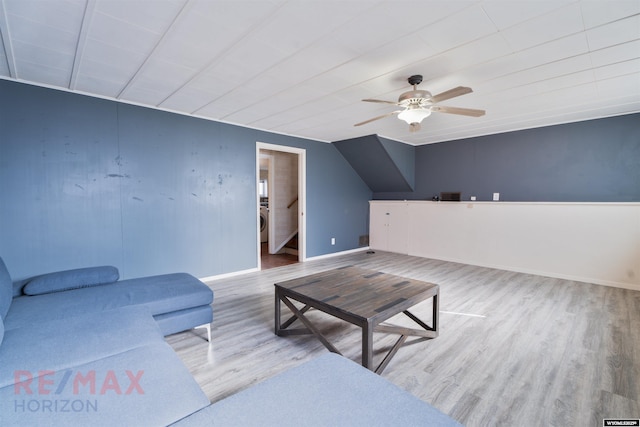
[274,265,439,374]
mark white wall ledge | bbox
[370,200,640,291]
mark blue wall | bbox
[0,80,371,280]
[374,113,640,202]
[333,134,415,192]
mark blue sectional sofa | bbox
[0,257,214,425]
[0,257,461,426]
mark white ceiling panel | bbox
[590,40,640,67]
[585,14,640,51]
[329,1,472,55]
[74,38,147,96]
[514,33,590,70]
[6,15,79,51]
[4,0,85,29]
[580,0,640,28]
[421,33,513,85]
[12,38,74,70]
[121,59,195,105]
[479,54,594,95]
[74,72,127,98]
[94,0,185,33]
[481,0,574,29]
[159,84,221,113]
[0,55,8,76]
[597,73,640,98]
[417,5,498,52]
[500,3,585,51]
[88,11,161,56]
[16,59,71,87]
[0,0,638,145]
[151,18,232,71]
[594,58,640,80]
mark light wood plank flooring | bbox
[166,250,640,426]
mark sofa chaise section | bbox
[0,306,162,389]
[1,339,210,426]
[6,269,213,339]
[173,353,462,427]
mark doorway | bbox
[256,143,306,270]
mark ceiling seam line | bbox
[0,0,16,78]
[481,38,640,96]
[68,0,96,90]
[115,0,193,100]
[156,1,292,112]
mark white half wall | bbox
[370,201,640,290]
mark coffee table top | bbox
[274,265,439,324]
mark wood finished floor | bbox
[260,242,299,269]
[166,250,640,426]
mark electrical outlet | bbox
[493,193,500,201]
[331,237,336,245]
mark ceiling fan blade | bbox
[431,105,485,117]
[430,86,473,103]
[354,111,401,127]
[362,98,400,105]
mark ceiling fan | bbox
[354,75,485,132]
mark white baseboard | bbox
[410,253,640,292]
[305,246,370,262]
[199,267,259,283]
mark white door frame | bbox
[256,142,306,269]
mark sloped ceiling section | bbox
[334,135,415,193]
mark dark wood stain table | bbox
[274,265,439,374]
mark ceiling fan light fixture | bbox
[397,107,431,125]
[355,75,484,130]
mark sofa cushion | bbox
[13,280,26,297]
[173,353,462,427]
[0,341,210,426]
[0,306,163,388]
[23,266,119,296]
[0,257,12,319]
[4,273,213,331]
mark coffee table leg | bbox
[274,287,282,335]
[433,293,439,333]
[362,322,374,370]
